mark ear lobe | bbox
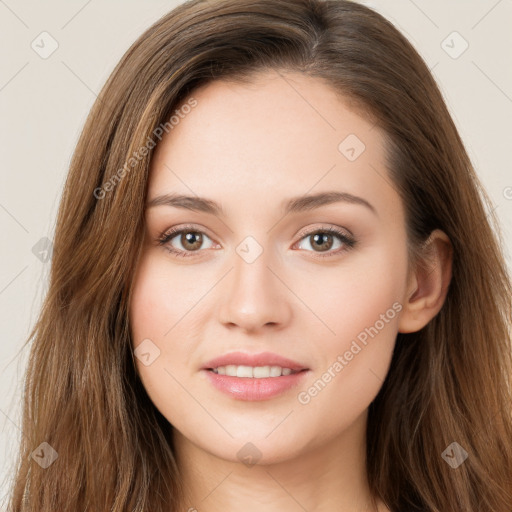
[398,229,453,334]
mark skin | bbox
[129,69,452,512]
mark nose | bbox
[218,247,293,333]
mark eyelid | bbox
[294,223,354,241]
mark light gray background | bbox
[1,0,511,507]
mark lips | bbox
[202,351,308,372]
[201,351,310,401]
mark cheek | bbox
[128,254,193,412]
[295,234,408,351]
[129,265,167,351]
[289,242,407,440]
[129,251,200,345]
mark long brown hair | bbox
[7,1,512,510]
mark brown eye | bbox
[295,227,356,258]
[157,226,215,258]
[179,231,203,251]
[308,232,335,252]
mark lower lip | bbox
[202,369,310,401]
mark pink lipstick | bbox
[201,351,310,401]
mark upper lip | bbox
[202,351,308,372]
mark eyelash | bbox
[156,223,356,259]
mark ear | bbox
[398,229,453,333]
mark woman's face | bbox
[129,70,413,464]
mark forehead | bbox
[147,70,396,218]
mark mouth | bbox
[201,350,308,373]
[201,352,310,401]
[208,365,306,378]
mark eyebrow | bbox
[146,191,377,217]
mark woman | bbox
[7,0,512,511]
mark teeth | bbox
[211,365,296,378]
